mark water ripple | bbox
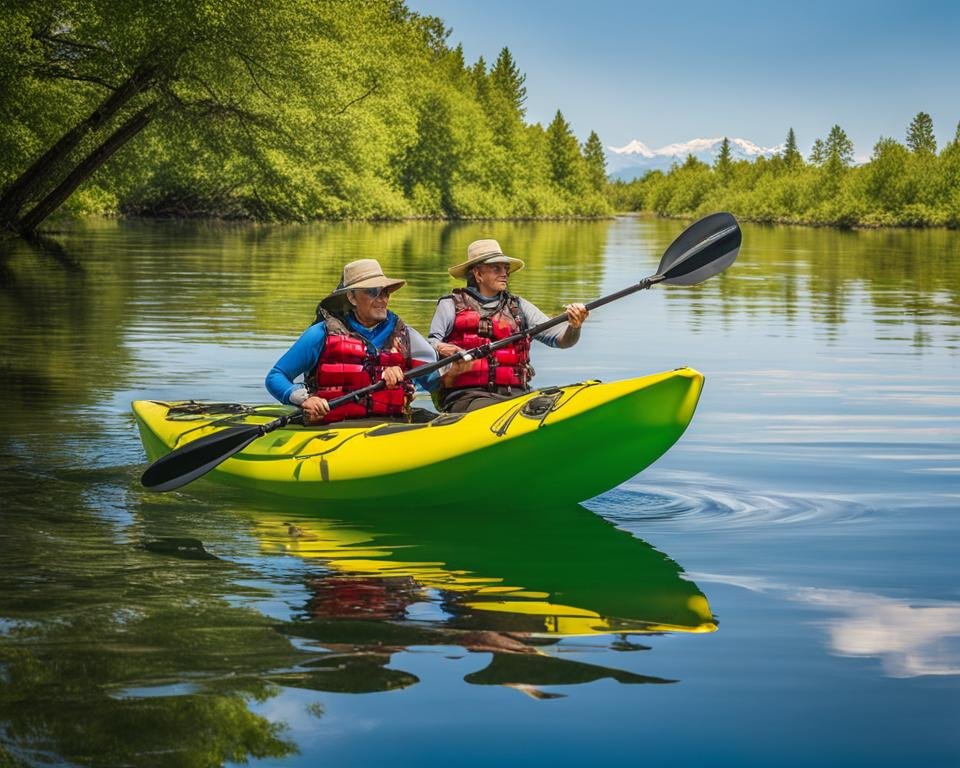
[586,472,869,529]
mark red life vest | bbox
[441,289,532,397]
[307,312,414,423]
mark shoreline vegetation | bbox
[1,2,957,237]
[610,120,960,230]
[0,0,608,238]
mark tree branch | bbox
[17,103,158,234]
[32,30,113,57]
[236,51,277,99]
[333,81,380,115]
[31,65,117,90]
[0,61,159,228]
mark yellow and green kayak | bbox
[132,367,703,505]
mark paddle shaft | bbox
[322,275,665,402]
[251,275,665,438]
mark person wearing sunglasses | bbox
[265,259,443,424]
[428,239,588,414]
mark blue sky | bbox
[405,0,960,159]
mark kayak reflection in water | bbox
[279,570,676,699]
[265,259,456,424]
[429,239,589,413]
[259,504,716,699]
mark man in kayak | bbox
[266,259,443,423]
[429,239,588,413]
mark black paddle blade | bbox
[141,425,261,492]
[657,211,741,285]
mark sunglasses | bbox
[356,287,391,299]
[479,263,510,273]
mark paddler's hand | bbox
[435,342,464,358]
[564,302,588,329]
[381,366,404,389]
[301,396,330,423]
[441,357,473,386]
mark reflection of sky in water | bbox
[694,573,960,679]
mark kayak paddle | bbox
[140,211,741,492]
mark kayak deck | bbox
[133,367,704,505]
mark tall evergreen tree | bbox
[809,138,826,166]
[715,137,733,178]
[582,130,606,192]
[489,47,526,116]
[783,127,802,168]
[906,111,937,155]
[546,110,584,193]
[469,56,490,105]
[824,124,854,168]
[443,43,467,82]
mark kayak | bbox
[132,367,703,505]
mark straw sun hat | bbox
[448,239,525,279]
[319,259,405,312]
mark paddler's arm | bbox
[426,298,472,384]
[406,328,444,392]
[519,298,588,348]
[265,323,327,406]
[428,297,461,357]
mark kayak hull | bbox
[133,368,703,506]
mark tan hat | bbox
[448,239,525,279]
[319,258,405,313]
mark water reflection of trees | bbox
[0,234,134,410]
[0,219,612,421]
[651,221,960,336]
[0,471,304,767]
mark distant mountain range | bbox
[606,137,784,180]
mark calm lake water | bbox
[1,217,958,767]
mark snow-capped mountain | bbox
[607,137,784,180]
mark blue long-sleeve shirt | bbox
[265,311,440,405]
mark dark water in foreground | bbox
[1,217,958,767]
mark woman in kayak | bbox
[266,259,443,424]
[429,239,588,413]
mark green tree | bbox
[0,0,383,234]
[715,137,733,179]
[906,111,937,155]
[546,110,584,194]
[395,92,458,214]
[582,130,607,193]
[783,127,802,169]
[489,47,526,117]
[865,137,910,214]
[469,55,490,105]
[824,124,854,169]
[809,138,826,166]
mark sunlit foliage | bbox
[610,115,960,228]
[0,0,608,232]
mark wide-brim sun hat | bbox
[319,258,405,313]
[448,239,525,279]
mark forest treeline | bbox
[0,0,609,235]
[610,117,960,228]
[3,1,958,234]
